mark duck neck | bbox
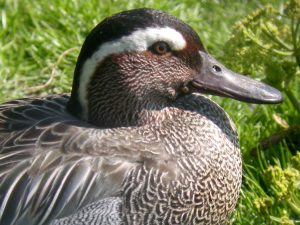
[86,93,172,128]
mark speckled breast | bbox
[120,95,243,225]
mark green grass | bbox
[0,0,278,101]
[0,0,299,224]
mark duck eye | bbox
[150,41,170,55]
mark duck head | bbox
[67,8,283,127]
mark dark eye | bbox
[150,41,171,55]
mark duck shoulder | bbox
[0,95,168,225]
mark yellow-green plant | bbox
[224,1,300,224]
[223,0,300,114]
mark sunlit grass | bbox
[0,0,273,102]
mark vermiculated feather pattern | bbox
[1,8,279,225]
[0,94,241,225]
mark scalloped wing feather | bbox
[0,95,164,224]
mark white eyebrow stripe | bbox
[78,27,186,119]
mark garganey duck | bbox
[0,8,282,225]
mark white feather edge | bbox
[78,27,187,119]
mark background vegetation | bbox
[0,0,299,224]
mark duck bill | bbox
[190,51,283,104]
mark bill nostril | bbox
[212,65,222,73]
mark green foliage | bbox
[0,0,274,102]
[233,143,300,224]
[223,1,300,224]
[264,165,299,200]
[223,1,300,113]
[292,152,300,170]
